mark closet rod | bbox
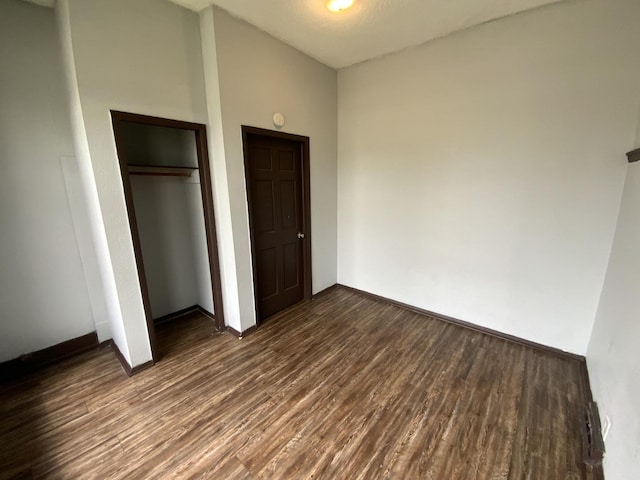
[127,165,196,177]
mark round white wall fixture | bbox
[273,112,285,128]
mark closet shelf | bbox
[127,165,197,177]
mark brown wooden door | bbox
[245,134,305,320]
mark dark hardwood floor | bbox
[0,287,590,479]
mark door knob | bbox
[297,232,305,239]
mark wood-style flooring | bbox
[0,287,590,479]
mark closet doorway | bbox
[111,111,224,361]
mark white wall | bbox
[587,166,640,477]
[184,175,215,314]
[57,0,125,358]
[199,8,243,333]
[200,7,338,331]
[130,176,201,318]
[0,0,94,361]
[337,0,640,355]
[59,0,209,366]
[60,154,112,342]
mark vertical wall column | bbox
[56,0,126,353]
[199,7,256,333]
[56,0,151,367]
[60,155,112,342]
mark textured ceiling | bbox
[169,0,565,68]
[21,0,566,69]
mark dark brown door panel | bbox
[243,127,311,322]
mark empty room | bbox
[1,0,639,478]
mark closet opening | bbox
[111,111,225,362]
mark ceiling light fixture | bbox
[326,0,354,13]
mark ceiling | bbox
[24,0,566,69]
[169,0,566,68]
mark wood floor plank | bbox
[0,287,589,479]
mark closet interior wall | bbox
[120,122,214,320]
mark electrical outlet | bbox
[601,415,611,442]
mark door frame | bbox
[241,125,312,323]
[111,110,226,361]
